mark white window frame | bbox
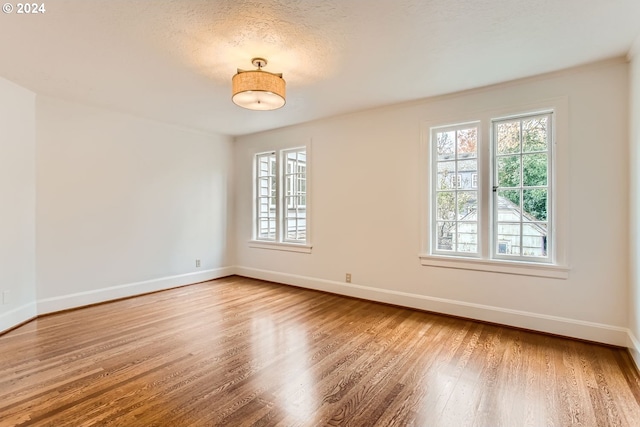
[255,151,277,241]
[250,143,312,254]
[430,121,481,258]
[420,98,570,279]
[491,112,553,263]
[282,147,307,243]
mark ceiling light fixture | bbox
[232,58,286,111]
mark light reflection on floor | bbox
[250,314,317,423]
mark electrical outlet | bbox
[2,290,10,305]
[346,273,351,283]
[196,259,201,268]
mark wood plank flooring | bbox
[1,275,639,426]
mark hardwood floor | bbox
[1,276,639,427]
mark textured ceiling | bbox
[0,0,639,136]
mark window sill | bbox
[419,254,569,279]
[249,241,312,254]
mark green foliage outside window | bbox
[496,117,548,221]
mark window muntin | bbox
[493,113,551,261]
[254,147,308,245]
[432,123,480,256]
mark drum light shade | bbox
[232,58,286,111]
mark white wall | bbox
[0,77,37,332]
[235,59,630,345]
[36,96,234,313]
[629,38,640,367]
[1,57,634,351]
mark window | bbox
[493,113,551,261]
[283,149,307,242]
[256,152,276,240]
[422,104,569,279]
[432,123,480,255]
[252,146,311,252]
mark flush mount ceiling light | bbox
[232,58,286,111]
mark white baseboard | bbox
[0,301,37,334]
[37,267,234,315]
[628,331,640,372]
[235,266,629,347]
[5,265,634,352]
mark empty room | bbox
[2,1,640,426]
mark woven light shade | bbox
[232,69,286,111]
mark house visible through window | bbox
[254,147,308,246]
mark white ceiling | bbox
[1,0,639,136]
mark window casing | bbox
[422,104,568,279]
[252,146,310,251]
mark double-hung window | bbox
[423,105,568,279]
[252,146,311,252]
